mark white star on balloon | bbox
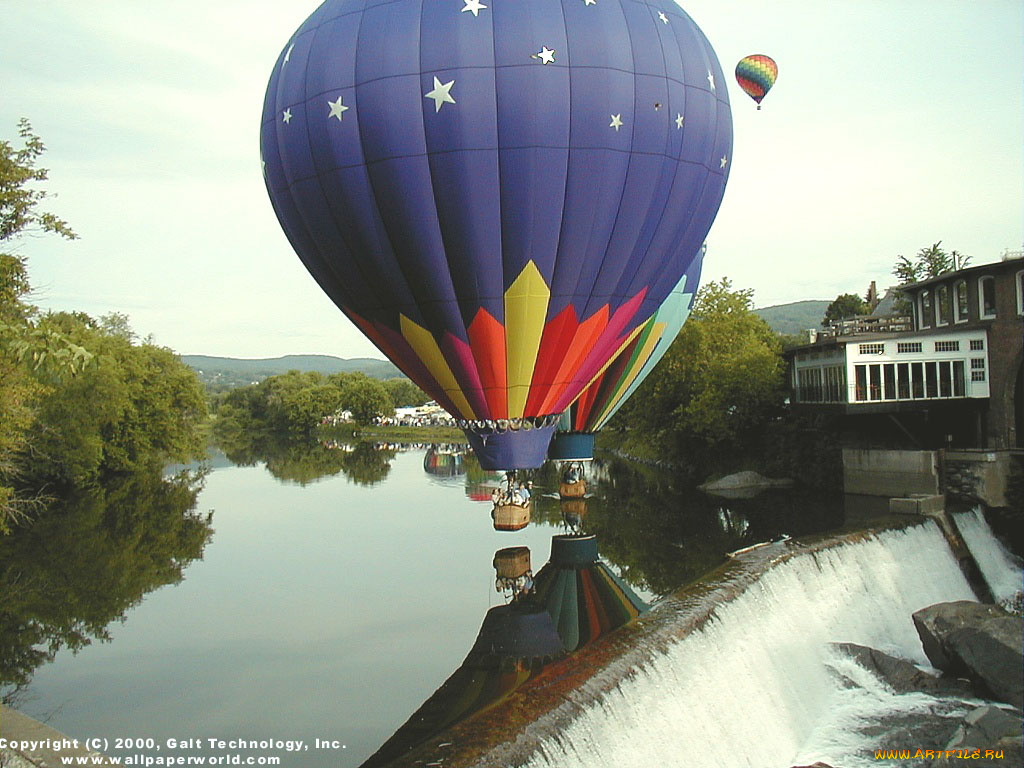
[707,71,716,90]
[532,46,556,65]
[328,96,349,121]
[425,76,456,112]
[658,11,669,24]
[282,108,293,124]
[675,113,684,129]
[462,0,487,17]
[720,155,728,168]
[610,114,624,131]
[583,0,596,5]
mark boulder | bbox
[832,643,974,697]
[913,602,1023,708]
[699,471,794,498]
[924,705,1023,767]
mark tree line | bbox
[1,121,208,533]
[211,369,428,443]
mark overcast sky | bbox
[3,0,1021,359]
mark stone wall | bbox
[944,449,1020,508]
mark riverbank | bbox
[318,423,466,443]
[1,705,115,767]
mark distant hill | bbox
[182,354,401,391]
[753,300,829,336]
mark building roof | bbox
[900,254,1024,292]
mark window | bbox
[897,363,910,399]
[883,364,896,400]
[936,284,950,325]
[919,290,933,327]
[1017,270,1024,315]
[925,362,938,398]
[897,342,922,353]
[939,361,952,397]
[934,340,960,352]
[855,365,867,401]
[955,280,969,322]
[969,339,984,351]
[971,357,986,382]
[949,362,962,396]
[979,276,996,318]
[911,362,924,398]
[858,343,885,355]
[869,365,882,401]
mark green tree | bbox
[891,241,971,315]
[339,373,394,424]
[0,120,84,530]
[822,293,869,326]
[892,241,971,286]
[613,279,784,466]
[24,312,207,484]
[383,377,429,408]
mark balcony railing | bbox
[819,314,913,338]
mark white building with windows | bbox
[787,254,1022,449]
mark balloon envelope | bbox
[735,54,777,106]
[261,0,732,468]
[567,246,702,431]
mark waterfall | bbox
[954,507,1024,607]
[517,522,979,768]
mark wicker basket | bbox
[493,546,532,578]
[493,503,531,531]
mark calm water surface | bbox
[8,444,843,766]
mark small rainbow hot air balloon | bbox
[735,54,777,109]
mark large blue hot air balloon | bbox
[261,0,732,469]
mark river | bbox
[1,442,1018,768]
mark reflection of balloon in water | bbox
[735,54,777,109]
[549,248,704,461]
[422,446,465,477]
[261,0,733,470]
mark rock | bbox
[913,602,1023,708]
[924,705,1023,767]
[833,643,974,697]
[698,470,794,498]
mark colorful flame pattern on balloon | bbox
[564,249,702,434]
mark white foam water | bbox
[953,507,1023,607]
[521,522,979,768]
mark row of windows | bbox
[918,270,1024,328]
[857,339,983,355]
[796,365,845,403]
[854,361,970,402]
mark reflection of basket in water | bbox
[560,497,587,521]
[492,503,531,531]
[493,546,531,579]
[559,479,586,498]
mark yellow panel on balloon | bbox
[504,261,550,418]
[399,314,477,420]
